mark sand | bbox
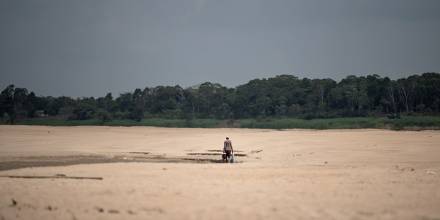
[0,125,439,220]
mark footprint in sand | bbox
[127,210,136,215]
[95,207,104,213]
[108,209,119,214]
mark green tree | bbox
[1,85,16,124]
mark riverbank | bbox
[3,116,440,130]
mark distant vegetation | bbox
[1,73,440,129]
[11,116,440,130]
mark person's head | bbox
[226,137,229,140]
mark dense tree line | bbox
[1,73,440,124]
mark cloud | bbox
[194,0,207,13]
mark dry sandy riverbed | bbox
[0,125,439,220]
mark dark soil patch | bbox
[187,152,247,157]
[0,153,240,171]
[0,155,123,171]
[207,149,243,152]
[0,174,103,180]
[128,152,150,155]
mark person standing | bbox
[223,137,234,162]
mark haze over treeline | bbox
[1,73,440,124]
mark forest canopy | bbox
[1,73,440,124]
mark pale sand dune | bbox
[0,125,440,219]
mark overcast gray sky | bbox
[1,0,439,97]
